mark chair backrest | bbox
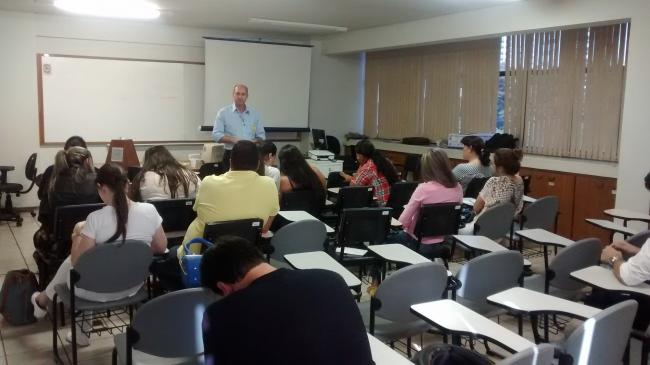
[74,240,152,293]
[498,344,555,365]
[456,250,524,303]
[548,238,601,291]
[628,229,650,248]
[280,190,325,217]
[336,186,374,212]
[127,166,142,182]
[326,171,347,189]
[53,203,105,257]
[564,300,637,365]
[386,181,418,218]
[474,202,516,240]
[375,262,448,323]
[148,198,196,232]
[521,196,559,231]
[404,154,421,181]
[24,153,38,181]
[271,220,327,260]
[326,135,341,156]
[337,208,392,247]
[132,287,220,358]
[203,218,263,245]
[198,163,225,180]
[465,177,490,198]
[414,203,462,241]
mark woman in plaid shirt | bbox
[340,139,399,205]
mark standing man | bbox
[212,84,266,171]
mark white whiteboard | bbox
[40,55,207,143]
[204,39,312,129]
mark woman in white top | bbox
[258,141,281,190]
[131,145,200,201]
[31,163,167,345]
[452,136,493,192]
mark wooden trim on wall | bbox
[37,53,45,145]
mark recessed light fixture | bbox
[54,0,160,20]
[249,18,347,33]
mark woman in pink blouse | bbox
[392,148,463,257]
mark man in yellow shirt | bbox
[178,140,279,258]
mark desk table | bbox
[516,229,574,283]
[585,218,641,241]
[367,333,412,365]
[278,210,335,233]
[604,209,650,226]
[571,265,650,297]
[411,299,534,353]
[284,251,361,289]
[452,235,532,267]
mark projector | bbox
[308,150,335,161]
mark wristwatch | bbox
[609,255,619,267]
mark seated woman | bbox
[340,139,399,206]
[278,144,326,213]
[459,148,525,235]
[37,135,89,226]
[392,149,463,257]
[33,147,101,277]
[257,141,281,190]
[452,136,493,192]
[130,145,200,201]
[31,163,167,346]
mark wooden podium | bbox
[106,139,140,168]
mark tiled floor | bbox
[0,212,645,364]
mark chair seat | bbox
[54,283,148,311]
[358,301,432,342]
[114,333,204,365]
[0,183,22,193]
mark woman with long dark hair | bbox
[452,136,493,192]
[278,144,326,196]
[340,139,399,205]
[131,145,200,201]
[31,163,167,346]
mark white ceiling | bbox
[0,0,522,35]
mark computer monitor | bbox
[311,129,328,150]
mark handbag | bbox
[180,238,214,288]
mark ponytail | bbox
[356,139,399,185]
[96,163,129,244]
[461,136,490,167]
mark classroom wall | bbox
[0,10,361,208]
[319,0,650,217]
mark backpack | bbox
[0,269,39,326]
[412,344,492,365]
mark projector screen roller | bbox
[203,38,312,130]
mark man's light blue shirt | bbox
[212,104,266,150]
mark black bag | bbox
[412,344,492,365]
[0,269,39,326]
[485,133,518,152]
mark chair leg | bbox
[407,337,412,358]
[59,302,65,327]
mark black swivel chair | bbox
[280,190,325,218]
[322,186,374,226]
[148,198,197,247]
[198,163,226,180]
[331,207,392,273]
[464,176,490,198]
[0,153,38,226]
[33,203,105,289]
[413,203,462,266]
[203,218,263,247]
[403,154,421,181]
[386,181,418,219]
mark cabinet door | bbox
[522,169,576,238]
[572,175,617,244]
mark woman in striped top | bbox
[452,136,493,192]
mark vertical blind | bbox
[364,23,628,162]
[504,23,628,161]
[364,39,500,141]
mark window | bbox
[363,22,629,162]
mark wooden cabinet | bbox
[520,168,575,238]
[572,175,617,244]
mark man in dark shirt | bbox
[200,236,375,365]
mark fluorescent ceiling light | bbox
[249,18,347,33]
[54,0,160,20]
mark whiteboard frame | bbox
[36,53,211,145]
